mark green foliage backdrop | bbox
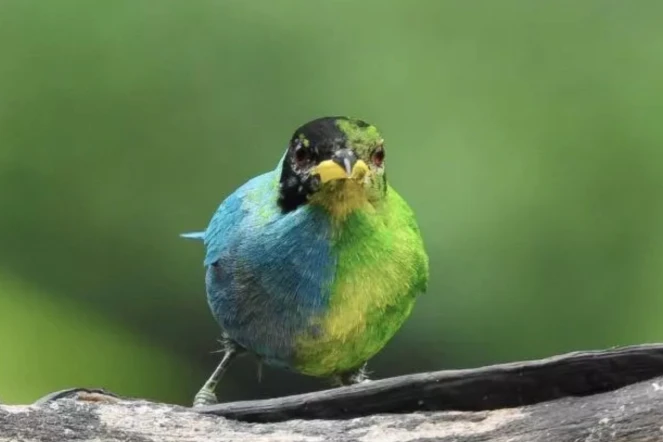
[1,0,662,404]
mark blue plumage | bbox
[197,170,337,366]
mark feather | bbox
[180,231,205,240]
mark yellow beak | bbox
[313,159,370,184]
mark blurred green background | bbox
[1,0,662,405]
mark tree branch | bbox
[3,343,663,441]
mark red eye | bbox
[372,146,385,167]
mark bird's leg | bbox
[331,362,372,387]
[192,340,240,407]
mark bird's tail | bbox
[180,231,205,240]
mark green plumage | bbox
[294,185,428,375]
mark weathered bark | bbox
[2,344,663,441]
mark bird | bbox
[182,116,429,406]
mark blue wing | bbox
[199,170,336,365]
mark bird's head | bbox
[278,117,387,218]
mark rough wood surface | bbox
[197,343,663,422]
[2,344,663,441]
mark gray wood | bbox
[2,343,663,441]
[197,343,663,422]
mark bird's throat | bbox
[308,180,373,222]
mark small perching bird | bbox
[182,116,429,406]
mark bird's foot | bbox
[332,363,372,387]
[191,338,240,408]
[192,387,218,407]
[346,364,372,384]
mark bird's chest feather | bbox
[205,202,337,367]
[293,205,427,376]
[205,183,426,375]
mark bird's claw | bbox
[331,363,372,386]
[192,388,218,407]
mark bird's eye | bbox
[371,146,385,167]
[294,143,311,166]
